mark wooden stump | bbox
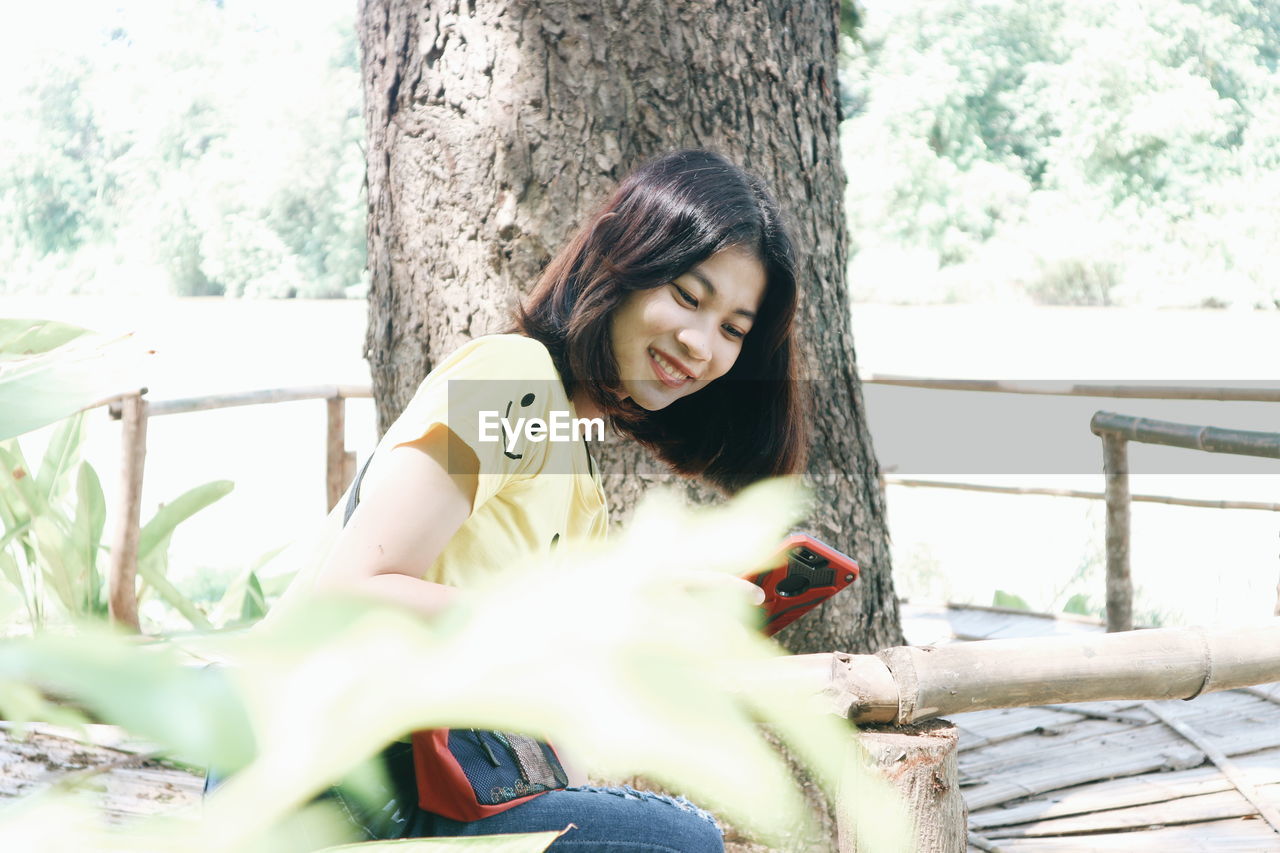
[837,719,965,853]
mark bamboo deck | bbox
[902,603,1280,853]
[3,604,1278,852]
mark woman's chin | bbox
[623,383,679,412]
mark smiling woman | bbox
[518,148,806,492]
[238,149,806,851]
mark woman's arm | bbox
[314,425,479,619]
[315,425,591,783]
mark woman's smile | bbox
[648,347,695,386]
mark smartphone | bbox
[743,534,860,636]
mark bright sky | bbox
[0,0,358,83]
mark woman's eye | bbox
[723,324,745,340]
[673,284,698,307]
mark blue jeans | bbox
[203,744,723,853]
[405,785,724,852]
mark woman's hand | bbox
[678,570,766,609]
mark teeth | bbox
[650,348,687,382]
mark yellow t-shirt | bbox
[275,335,607,605]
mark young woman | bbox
[229,148,806,850]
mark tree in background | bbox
[358,0,903,656]
[843,0,1280,308]
[0,1,366,299]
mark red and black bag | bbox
[410,728,568,820]
[344,456,570,822]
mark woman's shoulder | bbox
[440,334,558,379]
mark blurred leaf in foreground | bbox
[0,478,909,851]
[0,790,565,853]
[0,318,150,441]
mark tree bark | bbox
[838,721,964,853]
[357,0,901,654]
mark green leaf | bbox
[35,413,85,502]
[214,545,285,626]
[0,519,31,553]
[0,679,92,732]
[0,629,256,770]
[136,540,213,631]
[0,441,46,521]
[0,454,24,537]
[240,572,267,623]
[73,462,106,614]
[0,480,908,850]
[0,318,94,361]
[0,548,24,589]
[0,321,147,441]
[137,481,234,563]
[992,589,1031,611]
[1063,593,1091,616]
[0,549,28,613]
[31,515,82,616]
[0,547,40,630]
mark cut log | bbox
[838,720,965,853]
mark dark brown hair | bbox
[516,149,805,493]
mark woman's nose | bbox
[676,325,712,362]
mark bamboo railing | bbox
[1090,412,1280,633]
[882,476,1280,512]
[863,377,1280,505]
[861,376,1280,403]
[91,378,1278,632]
[862,376,1280,632]
[102,385,371,631]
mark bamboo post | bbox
[325,395,355,512]
[108,392,148,631]
[1089,411,1280,630]
[838,720,964,853]
[1100,433,1132,632]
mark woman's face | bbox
[609,245,767,411]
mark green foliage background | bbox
[841,0,1280,308]
[0,0,365,299]
[5,0,1279,307]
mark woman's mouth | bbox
[648,347,692,387]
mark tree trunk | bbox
[838,721,965,853]
[357,0,901,654]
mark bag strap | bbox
[343,454,376,528]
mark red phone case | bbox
[744,534,860,636]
